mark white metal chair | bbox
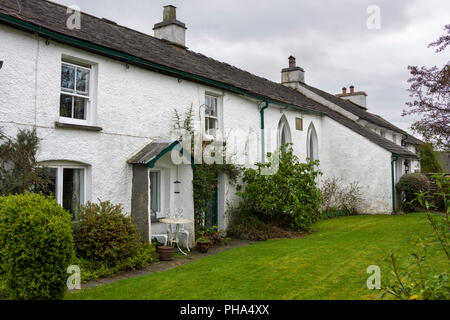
[152,234,168,246]
[177,224,190,252]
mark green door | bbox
[205,180,218,227]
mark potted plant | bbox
[157,245,176,261]
[196,237,211,254]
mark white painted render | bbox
[0,23,410,236]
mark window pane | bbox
[61,64,75,91]
[209,118,217,130]
[211,98,217,116]
[60,94,73,118]
[205,96,211,116]
[62,168,84,220]
[74,97,87,120]
[150,172,161,215]
[76,68,90,95]
[43,168,58,199]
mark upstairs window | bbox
[278,115,292,151]
[392,134,397,144]
[205,94,219,135]
[60,61,91,122]
[307,123,318,162]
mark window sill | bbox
[55,122,103,132]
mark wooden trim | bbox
[55,122,102,132]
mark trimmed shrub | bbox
[74,243,156,282]
[397,173,430,211]
[0,193,75,300]
[73,201,142,267]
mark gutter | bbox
[0,13,322,117]
[260,101,269,163]
[391,155,399,214]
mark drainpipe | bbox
[260,101,269,163]
[391,155,399,213]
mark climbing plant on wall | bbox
[172,105,241,229]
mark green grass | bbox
[67,213,448,300]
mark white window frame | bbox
[307,123,319,162]
[148,168,170,220]
[44,164,87,215]
[59,60,92,125]
[204,93,222,139]
[149,169,162,219]
[278,116,292,150]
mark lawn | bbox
[67,213,448,300]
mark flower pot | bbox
[157,246,176,261]
[197,242,210,254]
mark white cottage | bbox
[0,1,422,245]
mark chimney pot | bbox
[163,5,177,21]
[350,85,355,94]
[288,56,296,69]
[342,87,347,94]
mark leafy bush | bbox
[73,201,141,267]
[397,173,430,211]
[237,145,322,232]
[227,206,304,241]
[75,243,156,282]
[0,193,75,300]
[0,129,51,196]
[321,177,364,216]
[382,174,449,300]
[196,225,230,246]
[418,143,444,173]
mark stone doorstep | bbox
[75,239,255,290]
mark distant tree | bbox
[403,25,450,151]
[417,143,443,173]
[0,128,50,196]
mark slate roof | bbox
[0,0,418,158]
[128,141,178,165]
[300,83,423,145]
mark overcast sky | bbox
[52,0,449,134]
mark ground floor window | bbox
[44,165,86,219]
[149,170,161,220]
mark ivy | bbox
[172,106,241,229]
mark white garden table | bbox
[160,218,193,256]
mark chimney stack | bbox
[153,5,187,48]
[281,56,305,87]
[336,85,368,109]
[350,85,355,94]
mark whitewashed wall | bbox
[1,23,398,223]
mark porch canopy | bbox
[127,140,193,168]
